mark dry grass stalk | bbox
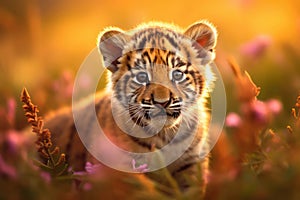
[20,88,68,176]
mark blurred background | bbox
[1,0,300,199]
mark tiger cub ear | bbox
[97,28,129,72]
[184,21,217,56]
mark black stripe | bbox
[182,81,192,88]
[129,82,141,89]
[165,34,179,50]
[188,70,198,88]
[127,63,131,70]
[176,59,186,68]
[166,51,174,66]
[172,163,194,175]
[172,154,201,175]
[149,48,154,54]
[186,62,192,70]
[123,74,130,94]
[134,59,142,67]
[97,97,109,127]
[185,88,196,96]
[146,32,154,41]
[141,99,152,105]
[189,71,203,94]
[129,136,152,150]
[151,39,156,46]
[183,45,191,63]
[198,75,204,95]
[115,81,122,101]
[142,51,152,64]
[153,55,157,63]
[171,57,175,67]
[159,52,167,65]
[187,138,201,152]
[138,37,147,49]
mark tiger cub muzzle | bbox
[129,85,183,128]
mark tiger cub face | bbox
[98,21,217,136]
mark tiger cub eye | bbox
[172,70,184,81]
[136,72,149,84]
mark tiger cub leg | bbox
[146,156,209,195]
[171,157,209,194]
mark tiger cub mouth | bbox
[128,98,182,127]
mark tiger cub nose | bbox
[153,99,170,108]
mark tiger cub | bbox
[44,20,217,191]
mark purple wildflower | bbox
[132,159,149,173]
[72,170,86,176]
[71,162,102,191]
[7,98,16,126]
[240,35,272,59]
[225,112,242,128]
[52,70,74,99]
[243,100,270,125]
[266,99,282,115]
[83,182,93,191]
[40,171,51,183]
[78,73,92,90]
[5,130,26,155]
[0,154,17,179]
[85,162,101,174]
[73,162,102,176]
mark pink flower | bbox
[83,182,92,191]
[78,73,92,90]
[240,35,272,59]
[85,162,101,174]
[249,101,269,122]
[225,112,242,128]
[132,159,149,173]
[4,130,26,155]
[0,98,16,128]
[52,70,74,99]
[73,162,102,176]
[7,98,16,126]
[242,100,270,125]
[40,171,51,183]
[0,154,17,179]
[71,162,102,191]
[266,99,282,115]
[72,170,86,176]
